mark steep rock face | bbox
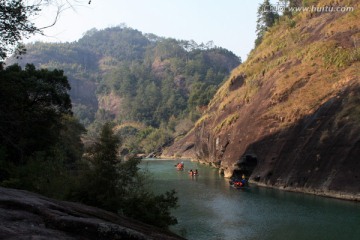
[249,87,360,196]
[165,1,360,199]
[161,130,196,159]
[0,187,184,240]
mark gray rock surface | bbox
[0,187,184,240]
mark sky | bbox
[27,0,270,61]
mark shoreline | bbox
[249,181,360,202]
[144,156,193,161]
[143,157,191,161]
[156,156,360,202]
[155,156,360,202]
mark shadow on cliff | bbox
[245,85,360,194]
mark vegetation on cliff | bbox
[211,0,360,127]
[167,0,360,197]
[8,26,240,154]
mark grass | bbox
[214,113,239,133]
[194,114,210,128]
[194,0,360,133]
[323,45,360,68]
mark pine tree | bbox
[74,122,122,211]
[255,0,279,46]
[69,122,178,228]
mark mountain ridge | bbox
[7,26,240,153]
[163,0,360,200]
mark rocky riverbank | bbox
[0,187,184,240]
[159,155,360,202]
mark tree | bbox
[70,123,178,228]
[58,115,86,165]
[71,122,122,211]
[255,0,279,46]
[0,0,89,64]
[0,64,72,165]
[0,0,40,61]
[0,64,84,198]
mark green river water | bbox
[141,159,360,240]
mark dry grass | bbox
[196,0,360,132]
[194,114,211,128]
[214,113,239,132]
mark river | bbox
[141,159,360,240]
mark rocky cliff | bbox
[164,0,360,200]
[0,187,184,240]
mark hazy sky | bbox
[28,0,270,61]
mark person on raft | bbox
[176,162,184,170]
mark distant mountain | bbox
[7,26,240,152]
[8,27,240,125]
[164,0,360,200]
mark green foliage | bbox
[0,62,178,228]
[58,115,86,165]
[70,123,122,211]
[0,64,85,199]
[0,149,74,199]
[141,128,173,154]
[124,190,178,228]
[215,113,239,132]
[78,27,149,61]
[7,26,240,154]
[323,47,360,68]
[69,123,178,228]
[95,36,238,128]
[188,82,217,110]
[72,103,96,126]
[287,19,296,28]
[0,64,72,165]
[10,27,240,125]
[256,0,280,46]
[0,0,40,61]
[302,0,319,7]
[277,0,303,16]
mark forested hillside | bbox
[8,26,240,154]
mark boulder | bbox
[0,187,184,240]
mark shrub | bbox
[69,123,178,229]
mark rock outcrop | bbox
[0,187,184,240]
[164,1,360,200]
[161,130,196,159]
